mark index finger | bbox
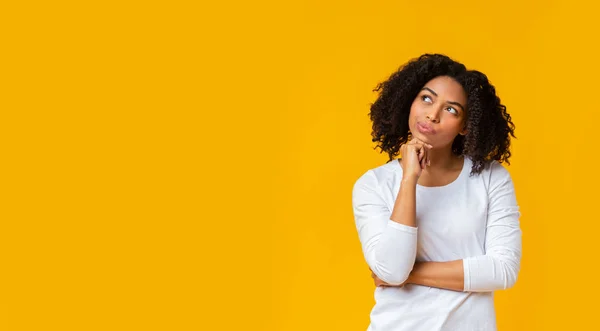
[411,137,433,149]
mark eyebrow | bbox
[420,87,466,112]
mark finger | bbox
[419,149,426,170]
[412,137,433,150]
[417,138,433,150]
[410,142,425,154]
[413,144,423,159]
[417,147,424,164]
[414,142,430,167]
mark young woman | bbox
[352,53,522,331]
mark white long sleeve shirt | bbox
[352,156,522,331]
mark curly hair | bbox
[369,53,515,175]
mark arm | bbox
[352,171,418,285]
[407,260,464,291]
[409,162,521,292]
[462,162,522,292]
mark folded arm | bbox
[353,171,419,285]
[377,162,522,292]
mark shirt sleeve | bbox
[352,170,418,285]
[462,161,523,292]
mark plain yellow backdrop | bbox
[2,0,599,330]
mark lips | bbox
[416,122,436,134]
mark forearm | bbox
[407,260,465,292]
[390,176,418,227]
[463,254,520,291]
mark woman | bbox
[352,53,522,331]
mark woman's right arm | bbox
[352,171,419,286]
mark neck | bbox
[424,146,462,172]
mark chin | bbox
[413,132,430,142]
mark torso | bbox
[364,156,497,331]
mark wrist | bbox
[406,271,417,285]
[401,175,418,186]
[408,262,422,284]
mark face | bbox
[408,75,468,148]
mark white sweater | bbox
[352,156,522,331]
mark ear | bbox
[459,127,468,136]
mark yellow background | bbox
[2,0,599,330]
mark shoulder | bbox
[482,160,512,180]
[478,159,515,193]
[352,159,400,193]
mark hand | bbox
[399,138,432,179]
[370,268,408,288]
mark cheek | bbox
[441,118,464,135]
[409,103,422,118]
[408,106,419,127]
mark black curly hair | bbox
[369,53,515,175]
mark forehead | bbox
[422,76,467,102]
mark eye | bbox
[446,106,458,115]
[421,95,432,103]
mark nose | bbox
[426,110,440,123]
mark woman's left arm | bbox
[460,162,522,292]
[376,162,522,292]
[405,260,465,291]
